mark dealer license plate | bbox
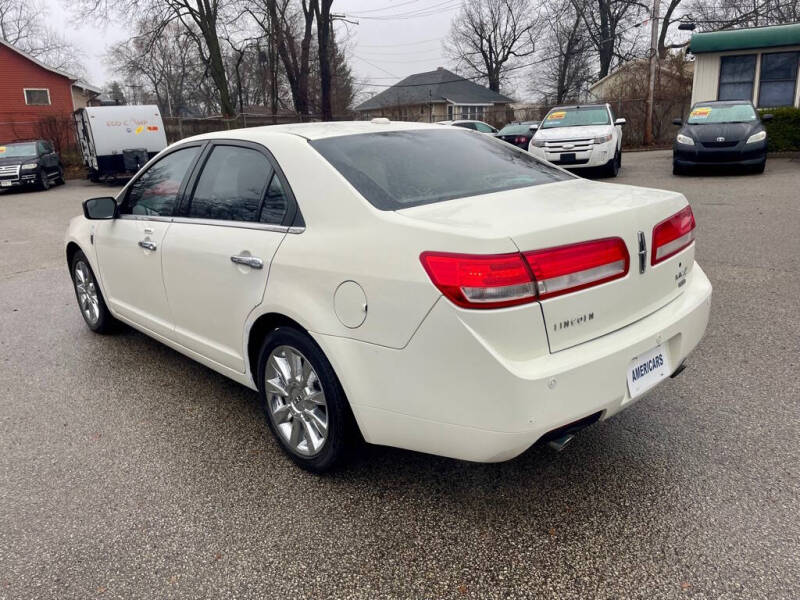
[0,181,12,187]
[559,153,577,163]
[626,344,671,399]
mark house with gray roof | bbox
[355,67,514,124]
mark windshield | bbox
[310,129,570,210]
[498,123,534,135]
[541,107,610,129]
[0,143,37,158]
[688,103,757,124]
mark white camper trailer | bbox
[74,105,168,181]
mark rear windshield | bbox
[541,107,610,129]
[687,103,757,124]
[0,142,37,157]
[498,123,533,135]
[310,129,569,210]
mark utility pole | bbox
[644,0,660,145]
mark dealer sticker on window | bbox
[690,107,711,119]
[626,344,671,399]
[547,111,566,120]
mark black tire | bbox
[673,162,687,176]
[38,169,50,190]
[257,326,356,473]
[70,250,118,333]
[603,150,620,177]
[751,161,766,174]
[55,165,66,185]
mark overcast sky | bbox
[48,0,460,93]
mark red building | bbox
[0,39,100,150]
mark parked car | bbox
[672,101,772,175]
[66,120,711,473]
[437,119,498,134]
[75,105,168,182]
[528,104,625,177]
[0,140,64,190]
[495,121,539,149]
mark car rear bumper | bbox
[317,263,713,462]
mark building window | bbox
[758,52,799,107]
[451,105,486,120]
[447,105,454,119]
[24,88,51,105]
[718,55,756,101]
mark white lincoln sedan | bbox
[65,121,712,472]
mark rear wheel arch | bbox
[247,312,312,384]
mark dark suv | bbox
[0,140,65,190]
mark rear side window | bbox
[452,122,475,130]
[473,122,495,133]
[188,146,272,222]
[310,129,570,210]
[260,173,289,225]
[122,146,200,217]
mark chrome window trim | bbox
[117,213,305,234]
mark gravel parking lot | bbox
[1,150,798,599]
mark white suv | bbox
[528,104,626,177]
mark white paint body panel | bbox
[528,108,623,169]
[65,121,712,463]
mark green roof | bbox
[689,22,800,54]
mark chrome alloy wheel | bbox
[74,261,100,325]
[265,345,329,457]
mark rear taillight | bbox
[524,238,629,300]
[515,136,527,144]
[651,206,695,265]
[420,237,629,309]
[419,252,535,309]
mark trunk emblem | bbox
[637,231,647,274]
[716,136,725,142]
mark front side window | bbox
[718,55,756,101]
[24,89,50,105]
[453,122,476,130]
[188,145,272,222]
[758,52,799,107]
[540,106,610,129]
[473,122,496,133]
[122,146,200,217]
[310,129,570,210]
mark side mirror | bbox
[672,118,683,126]
[83,197,117,220]
[614,118,626,126]
[761,113,774,122]
[529,123,539,131]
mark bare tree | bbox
[247,0,315,116]
[572,0,646,79]
[313,0,334,120]
[0,0,86,74]
[686,0,800,29]
[75,0,238,117]
[108,19,204,116]
[445,0,540,93]
[537,0,593,104]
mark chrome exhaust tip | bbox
[547,434,575,452]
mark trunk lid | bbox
[398,178,694,352]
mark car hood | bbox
[533,125,611,140]
[682,121,761,143]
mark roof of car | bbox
[185,120,442,143]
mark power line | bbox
[351,0,426,15]
[349,0,461,20]
[358,37,443,48]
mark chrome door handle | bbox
[138,240,157,251]
[230,255,263,269]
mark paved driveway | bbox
[1,151,798,599]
